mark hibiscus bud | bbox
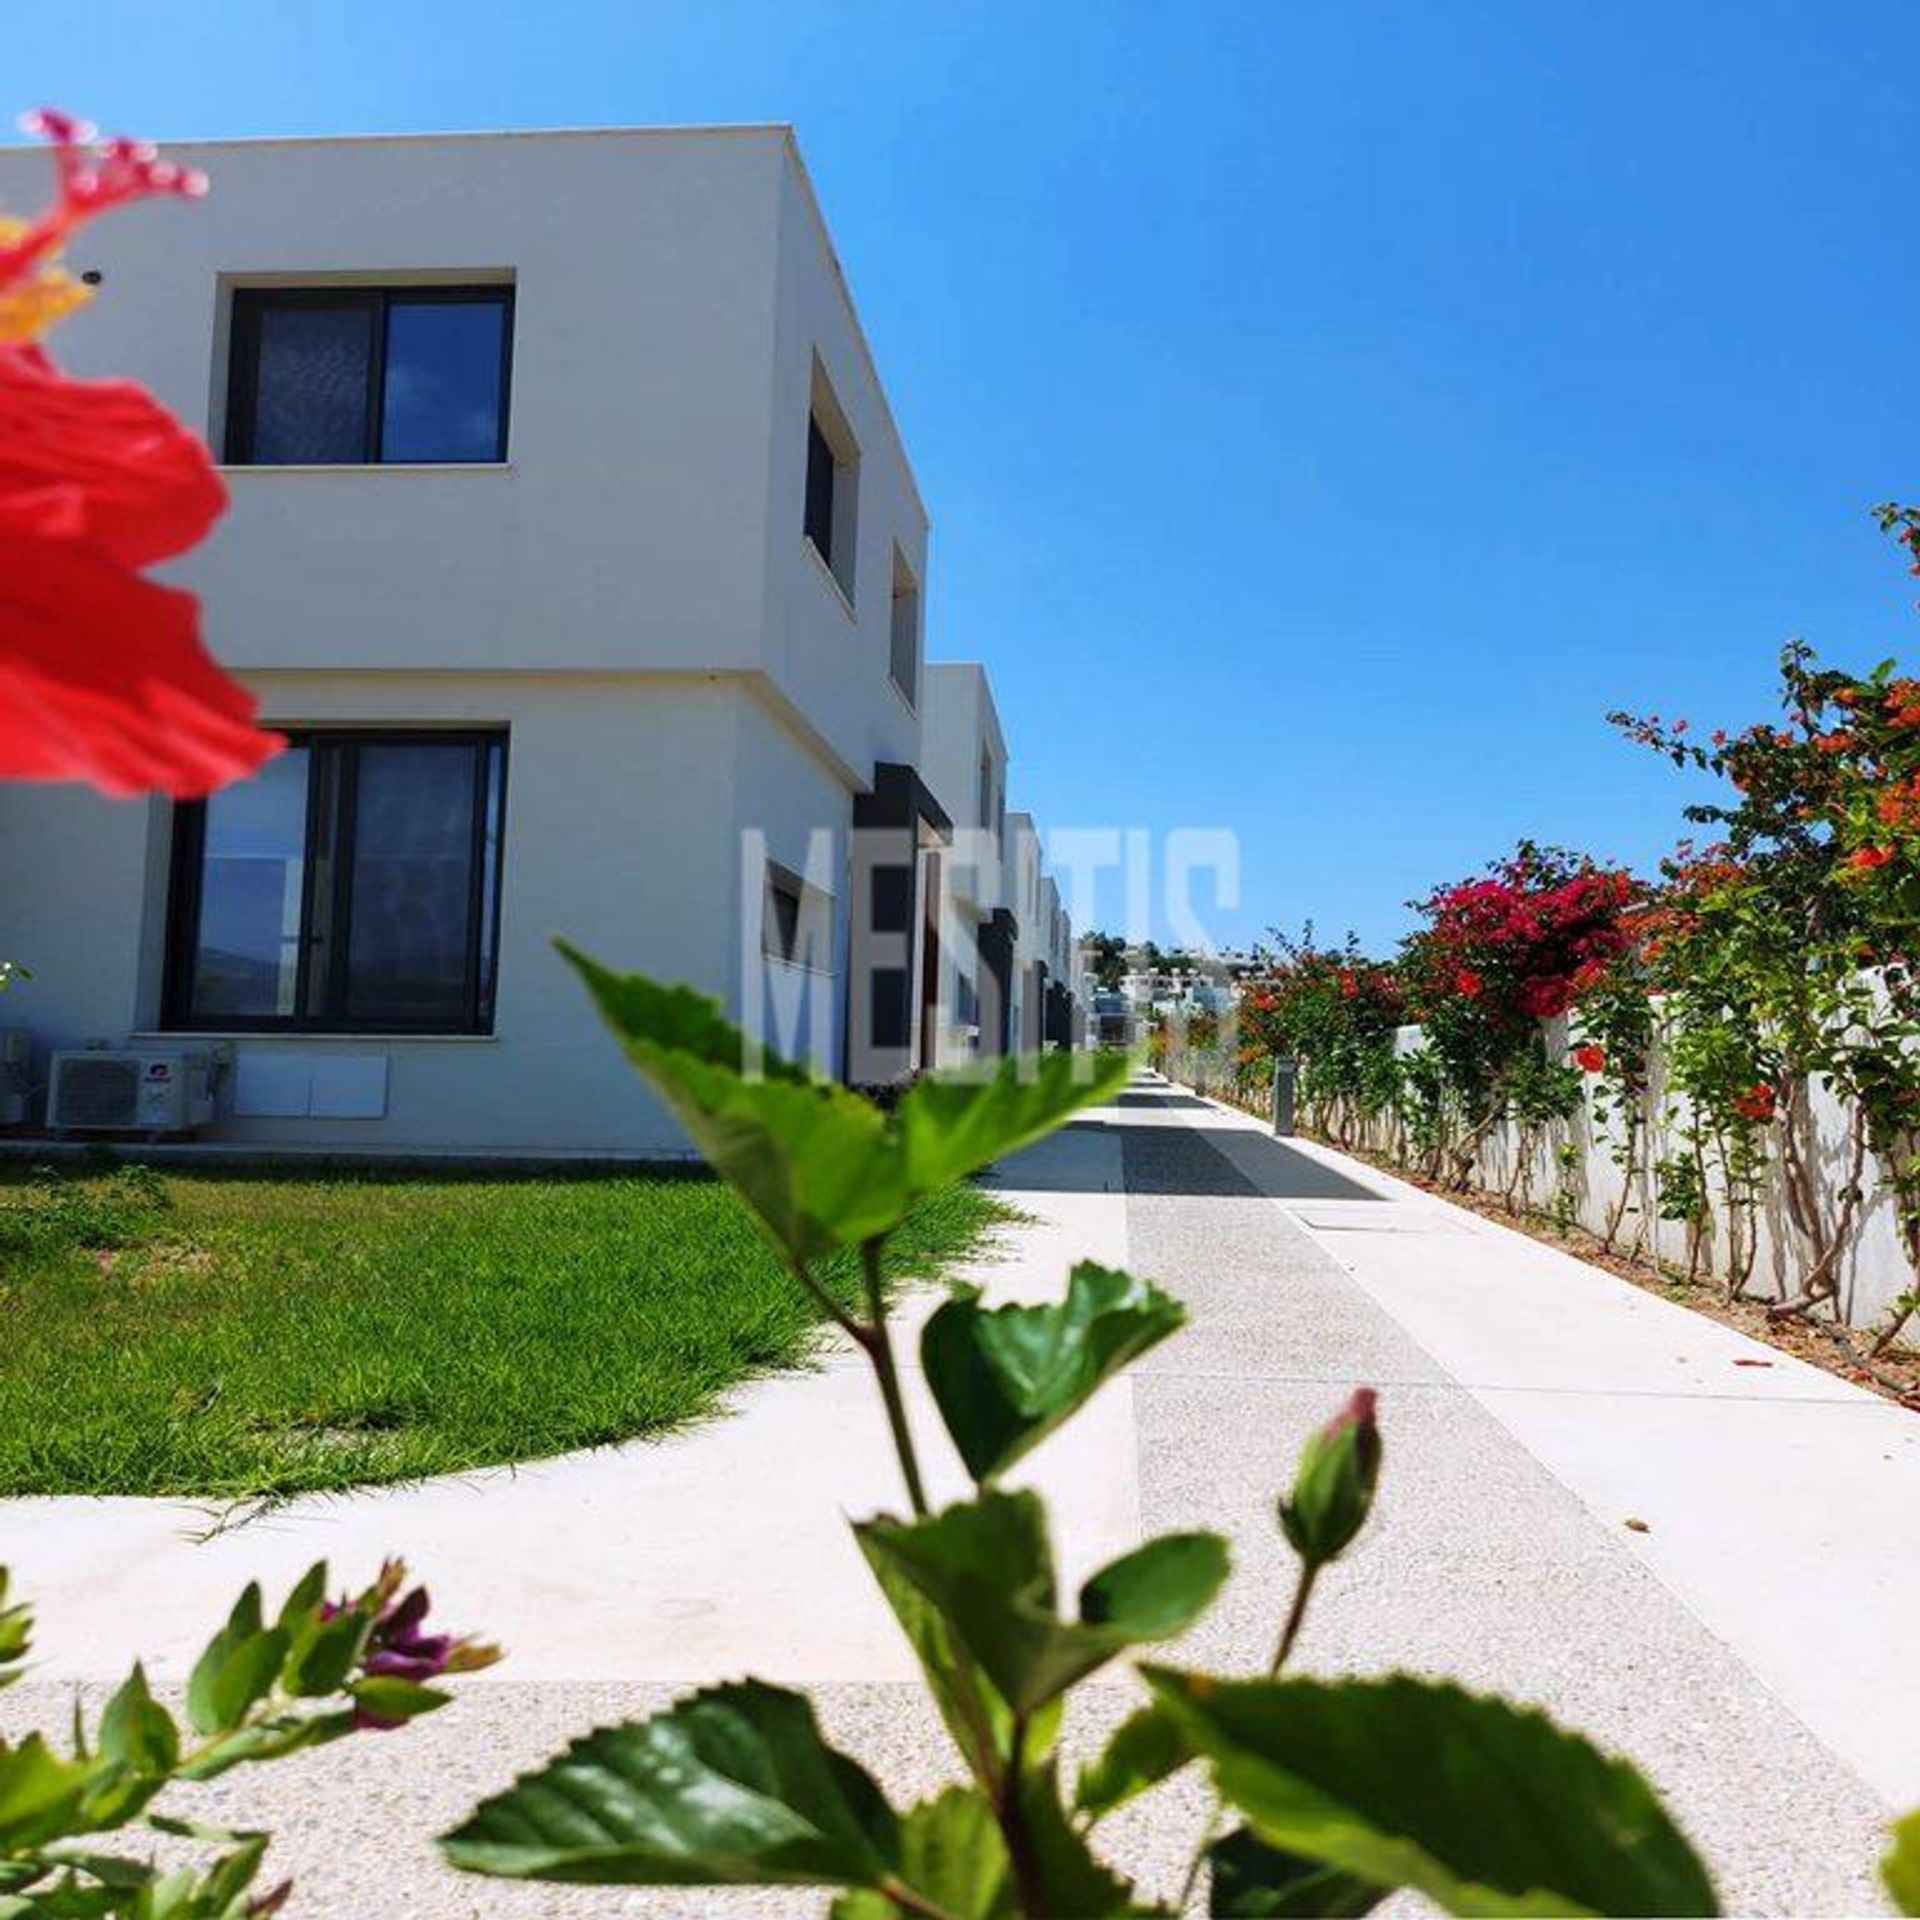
[1279,1388,1382,1568]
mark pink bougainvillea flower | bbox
[0,109,282,798]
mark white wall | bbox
[921,663,1007,878]
[761,148,927,787]
[1180,1015,1920,1345]
[0,673,855,1154]
[1433,1016,1920,1339]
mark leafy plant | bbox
[0,1560,495,1916]
[442,948,1727,1916]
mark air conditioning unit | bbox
[49,1049,217,1137]
[0,1030,28,1127]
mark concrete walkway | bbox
[0,1074,1909,1914]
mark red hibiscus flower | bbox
[0,110,282,798]
[1572,1043,1606,1074]
[1847,845,1896,872]
[1453,969,1483,999]
[1732,1083,1777,1124]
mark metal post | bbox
[1272,1057,1297,1137]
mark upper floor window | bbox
[225,285,514,466]
[804,357,860,603]
[166,730,508,1034]
[889,549,920,706]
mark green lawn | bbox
[0,1161,1004,1501]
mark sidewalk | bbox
[1166,1081,1920,1813]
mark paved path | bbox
[1,1074,1909,1914]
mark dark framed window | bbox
[166,731,508,1034]
[765,866,804,962]
[225,285,514,465]
[804,417,837,560]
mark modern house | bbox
[1006,810,1046,1054]
[0,126,958,1154]
[1040,875,1079,1050]
[918,662,1013,1059]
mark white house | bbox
[0,126,950,1153]
[918,662,1014,1059]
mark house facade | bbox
[0,127,952,1154]
[918,662,1013,1061]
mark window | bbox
[804,358,860,601]
[167,731,508,1033]
[763,861,831,968]
[978,752,1004,841]
[225,286,513,465]
[766,867,803,963]
[890,549,920,705]
[805,420,837,559]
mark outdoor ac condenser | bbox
[48,1049,217,1137]
[0,1030,28,1127]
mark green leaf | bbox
[1210,1827,1385,1917]
[857,1492,1228,1716]
[273,1562,329,1631]
[185,1585,289,1737]
[95,1664,179,1777]
[859,1548,1020,1789]
[175,1710,360,1783]
[196,1832,271,1912]
[281,1605,368,1698]
[1884,1811,1920,1916]
[1073,1702,1192,1823]
[559,943,908,1263]
[897,1049,1130,1194]
[442,1681,900,1887]
[923,1264,1185,1483]
[0,1735,93,1850]
[1144,1670,1718,1917]
[831,1788,1015,1920]
[30,1849,159,1890]
[0,1571,31,1684]
[348,1676,451,1724]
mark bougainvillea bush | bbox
[1204,512,1920,1364]
[1398,843,1635,1189]
[1233,935,1404,1146]
[1614,544,1920,1350]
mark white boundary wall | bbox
[1173,1018,1916,1345]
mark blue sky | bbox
[18,1,1919,950]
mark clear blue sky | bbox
[17,1,1919,951]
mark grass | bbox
[0,1160,1006,1501]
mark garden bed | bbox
[0,1162,1005,1500]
